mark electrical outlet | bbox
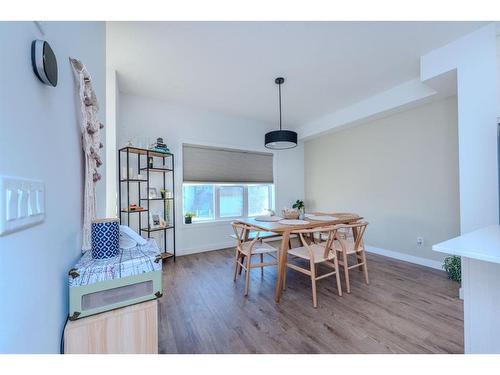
[417,237,424,247]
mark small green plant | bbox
[292,199,305,212]
[184,212,195,224]
[443,255,461,283]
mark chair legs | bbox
[333,256,343,297]
[360,250,370,285]
[233,250,240,282]
[342,250,351,294]
[244,254,251,296]
[310,261,318,308]
[339,249,370,293]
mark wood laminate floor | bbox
[158,244,463,354]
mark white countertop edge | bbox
[433,244,500,264]
[432,225,500,265]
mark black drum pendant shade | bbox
[265,77,298,150]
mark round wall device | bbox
[31,40,58,87]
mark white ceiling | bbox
[107,21,485,128]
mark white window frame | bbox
[183,182,274,223]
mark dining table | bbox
[235,212,362,302]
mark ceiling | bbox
[107,21,485,128]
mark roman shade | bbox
[183,144,274,183]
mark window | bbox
[219,186,244,218]
[248,185,271,216]
[182,184,215,221]
[183,183,274,222]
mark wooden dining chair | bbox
[332,221,370,293]
[285,226,343,308]
[231,222,278,296]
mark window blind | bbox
[183,144,274,183]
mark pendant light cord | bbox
[278,81,282,131]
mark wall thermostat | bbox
[31,40,58,87]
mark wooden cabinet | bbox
[64,300,158,354]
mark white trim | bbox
[178,240,235,256]
[365,245,444,270]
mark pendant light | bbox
[265,77,298,149]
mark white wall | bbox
[305,97,459,266]
[105,68,118,217]
[422,24,499,354]
[0,21,106,353]
[117,93,304,255]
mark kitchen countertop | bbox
[432,225,500,264]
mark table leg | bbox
[275,231,290,302]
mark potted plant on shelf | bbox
[292,200,305,219]
[184,212,195,224]
[443,255,461,283]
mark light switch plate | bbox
[0,175,45,236]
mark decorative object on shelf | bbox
[164,199,171,223]
[118,147,176,260]
[71,57,103,252]
[148,187,158,199]
[292,199,305,219]
[282,208,300,220]
[91,218,119,259]
[265,77,297,150]
[150,137,170,153]
[443,255,461,282]
[150,212,161,228]
[184,212,195,224]
[160,188,173,199]
[31,40,58,87]
[127,204,145,212]
[126,138,135,147]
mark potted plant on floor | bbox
[443,255,461,283]
[184,212,195,224]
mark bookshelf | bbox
[118,146,176,261]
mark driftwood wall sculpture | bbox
[70,58,104,252]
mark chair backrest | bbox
[291,226,337,262]
[231,222,261,252]
[334,221,369,252]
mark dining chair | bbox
[333,221,370,293]
[285,226,343,308]
[309,212,360,242]
[231,222,278,296]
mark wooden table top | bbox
[236,213,361,233]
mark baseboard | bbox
[365,245,443,271]
[177,236,288,257]
[178,241,444,272]
[178,240,235,256]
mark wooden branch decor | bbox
[70,57,104,252]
